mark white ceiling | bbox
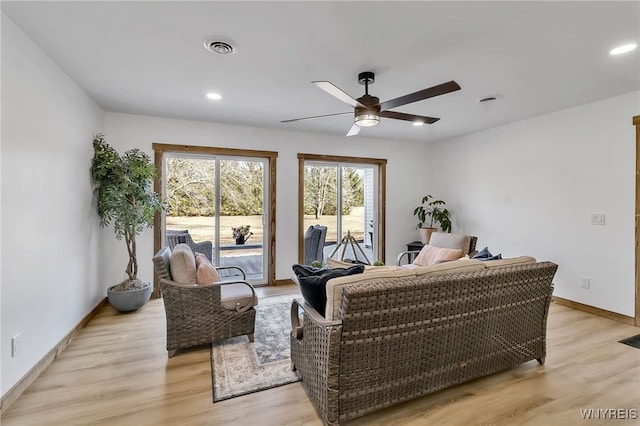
[2,1,639,143]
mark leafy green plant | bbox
[311,260,323,269]
[90,133,165,288]
[373,260,385,266]
[413,195,452,232]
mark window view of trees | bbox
[166,157,264,246]
[303,164,367,245]
[303,165,363,218]
[167,158,263,217]
[166,158,368,250]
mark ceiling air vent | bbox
[204,37,238,55]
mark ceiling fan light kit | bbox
[355,113,380,127]
[282,71,461,136]
[354,75,381,126]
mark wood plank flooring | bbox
[2,285,639,425]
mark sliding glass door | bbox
[302,161,380,264]
[164,154,269,285]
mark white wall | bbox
[1,13,105,395]
[428,91,639,316]
[103,113,430,286]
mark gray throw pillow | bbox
[472,246,503,261]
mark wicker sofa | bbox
[290,258,558,425]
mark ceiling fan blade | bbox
[281,111,352,123]
[380,110,440,124]
[346,124,361,137]
[380,80,461,112]
[313,81,364,108]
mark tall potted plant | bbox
[413,195,452,244]
[91,133,164,312]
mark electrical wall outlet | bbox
[581,277,591,289]
[11,334,20,357]
[590,213,605,225]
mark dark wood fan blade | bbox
[313,81,364,107]
[346,124,361,137]
[281,111,352,123]
[380,110,440,124]
[380,81,461,112]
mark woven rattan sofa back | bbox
[332,261,557,422]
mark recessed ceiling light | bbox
[610,43,637,55]
[206,93,222,100]
[412,121,425,126]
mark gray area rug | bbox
[211,294,301,401]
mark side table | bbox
[406,241,425,263]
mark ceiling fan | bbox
[282,72,461,136]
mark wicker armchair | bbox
[153,247,257,357]
[166,229,213,261]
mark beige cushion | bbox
[326,257,400,272]
[412,258,486,276]
[170,243,196,284]
[483,256,537,268]
[362,265,404,272]
[429,232,472,255]
[220,283,258,311]
[326,258,355,269]
[195,253,220,284]
[325,268,415,320]
[413,245,463,266]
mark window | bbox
[298,153,386,265]
[153,144,277,286]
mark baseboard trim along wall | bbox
[0,297,109,415]
[553,296,635,325]
[274,278,296,286]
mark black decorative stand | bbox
[328,230,371,265]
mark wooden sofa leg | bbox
[248,333,254,342]
[537,357,545,365]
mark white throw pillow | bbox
[170,243,197,284]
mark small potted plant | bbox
[413,195,452,244]
[232,225,253,245]
[310,260,323,269]
[91,133,165,312]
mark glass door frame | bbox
[297,153,387,265]
[152,143,278,296]
[163,153,270,284]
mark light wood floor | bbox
[2,285,639,425]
